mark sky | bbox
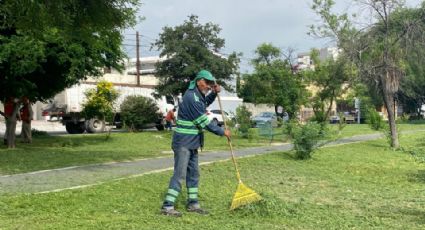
[122,0,423,73]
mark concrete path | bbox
[0,133,385,195]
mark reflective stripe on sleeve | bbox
[193,114,208,125]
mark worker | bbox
[165,108,176,131]
[161,70,231,217]
[20,97,33,143]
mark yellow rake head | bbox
[230,182,262,210]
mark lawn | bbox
[0,131,268,175]
[1,123,425,175]
[0,132,424,229]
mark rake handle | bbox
[216,91,242,183]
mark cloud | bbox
[127,0,422,71]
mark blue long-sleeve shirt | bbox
[172,87,225,149]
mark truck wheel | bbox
[65,122,85,134]
[86,118,105,133]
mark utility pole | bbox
[136,31,140,86]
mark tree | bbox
[306,49,354,124]
[152,15,240,98]
[238,43,308,118]
[311,0,425,148]
[0,0,139,147]
[397,12,425,117]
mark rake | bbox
[216,91,262,210]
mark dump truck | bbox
[42,57,175,134]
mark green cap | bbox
[188,70,215,89]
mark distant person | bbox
[20,97,33,143]
[165,108,176,131]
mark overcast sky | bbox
[123,0,423,73]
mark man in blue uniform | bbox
[161,70,231,217]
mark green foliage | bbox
[307,53,353,124]
[235,105,252,138]
[0,0,139,102]
[120,96,161,131]
[398,17,425,115]
[247,128,259,142]
[30,129,48,137]
[238,43,308,118]
[153,15,240,97]
[81,81,119,121]
[285,121,324,160]
[366,108,385,131]
[3,133,425,228]
[398,113,410,123]
[310,0,425,148]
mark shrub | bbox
[235,105,252,138]
[31,129,48,137]
[366,108,385,130]
[120,96,161,131]
[398,113,410,123]
[247,128,259,142]
[82,81,119,121]
[285,121,324,160]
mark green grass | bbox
[1,123,425,175]
[1,132,425,229]
[0,131,267,175]
[327,123,425,138]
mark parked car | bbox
[251,112,278,128]
[206,109,228,126]
[329,115,340,124]
[281,112,289,122]
[329,112,356,124]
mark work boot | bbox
[187,203,209,215]
[160,206,182,217]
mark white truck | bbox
[42,57,175,134]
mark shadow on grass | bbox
[409,170,425,184]
[393,207,425,225]
[281,151,296,160]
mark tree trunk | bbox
[382,84,399,148]
[7,103,20,149]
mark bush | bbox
[82,81,119,121]
[247,128,259,142]
[31,128,49,137]
[120,96,161,131]
[285,121,323,160]
[398,113,410,123]
[366,108,385,130]
[235,105,252,138]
